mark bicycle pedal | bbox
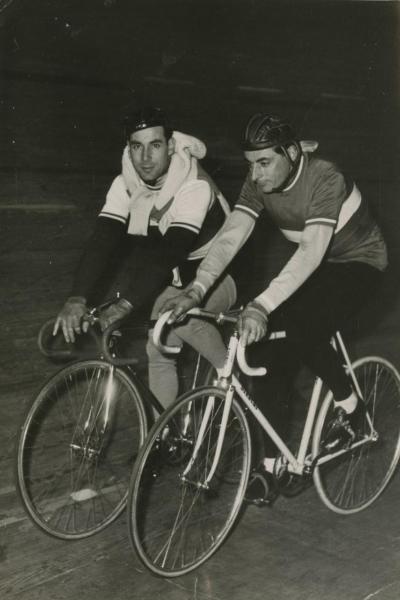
[244,496,266,507]
[323,430,354,456]
[344,424,356,440]
[244,470,279,507]
[244,493,277,508]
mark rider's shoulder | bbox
[106,174,127,196]
[307,155,345,181]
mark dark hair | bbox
[124,106,173,141]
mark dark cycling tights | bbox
[248,261,383,457]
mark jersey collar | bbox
[282,155,304,192]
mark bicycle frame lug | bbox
[215,377,230,389]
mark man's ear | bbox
[287,143,300,162]
[167,136,175,156]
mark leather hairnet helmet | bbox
[242,113,297,151]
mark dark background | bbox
[2,0,399,210]
[1,1,400,597]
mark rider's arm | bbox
[121,227,200,306]
[191,209,256,299]
[53,216,126,342]
[71,175,130,301]
[254,223,334,314]
[190,175,261,298]
[121,180,214,307]
[254,162,349,314]
[70,216,126,301]
[161,180,260,322]
[71,175,130,298]
[54,177,130,342]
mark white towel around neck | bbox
[122,131,207,235]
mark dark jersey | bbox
[236,153,387,271]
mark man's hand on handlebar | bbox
[159,286,203,324]
[238,301,269,347]
[99,298,133,331]
[53,296,88,343]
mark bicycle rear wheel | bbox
[128,386,251,577]
[17,360,147,539]
[313,356,400,514]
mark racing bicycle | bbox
[128,308,400,577]
[16,301,216,540]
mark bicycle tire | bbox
[312,356,400,514]
[17,360,148,539]
[128,385,251,577]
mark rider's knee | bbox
[146,331,181,366]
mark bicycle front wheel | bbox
[17,360,147,539]
[128,386,251,577]
[313,356,400,514]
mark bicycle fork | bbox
[70,366,116,458]
[181,335,239,489]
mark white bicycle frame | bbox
[154,310,374,485]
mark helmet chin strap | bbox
[271,142,302,192]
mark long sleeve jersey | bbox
[194,153,387,313]
[71,161,230,307]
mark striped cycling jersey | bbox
[101,160,229,265]
[71,159,230,306]
[236,153,387,271]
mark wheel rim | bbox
[18,362,146,538]
[129,388,251,576]
[314,358,400,513]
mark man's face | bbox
[244,146,293,193]
[128,126,173,183]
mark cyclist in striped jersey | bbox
[163,113,387,503]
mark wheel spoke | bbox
[314,357,400,514]
[129,387,251,577]
[17,361,146,539]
